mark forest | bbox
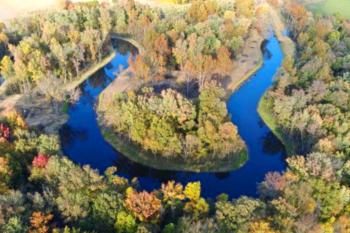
[0,0,349,232]
[96,0,257,170]
[99,85,246,167]
[263,1,350,159]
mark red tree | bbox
[32,154,49,168]
[0,123,10,140]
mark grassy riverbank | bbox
[258,95,294,155]
[100,126,248,172]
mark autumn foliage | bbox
[29,212,53,233]
[0,123,10,140]
[32,154,49,168]
[125,189,162,222]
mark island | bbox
[96,0,270,171]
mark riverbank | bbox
[100,126,248,172]
[258,95,294,155]
[0,50,117,133]
[257,6,296,156]
[226,29,264,93]
[67,34,143,91]
[66,51,117,91]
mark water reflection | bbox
[262,131,285,155]
[60,125,88,146]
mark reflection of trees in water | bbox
[59,124,88,146]
[214,172,230,180]
[88,70,108,89]
[111,39,138,55]
[114,154,178,182]
[262,131,285,155]
[261,40,272,59]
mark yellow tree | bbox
[0,56,14,79]
[184,182,209,218]
[235,0,255,18]
[249,220,278,233]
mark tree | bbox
[82,29,103,62]
[32,154,49,168]
[131,55,151,80]
[216,197,262,232]
[235,0,255,18]
[29,212,53,233]
[188,1,217,22]
[115,211,137,233]
[249,221,278,233]
[2,217,28,233]
[99,8,112,38]
[185,54,215,89]
[285,3,309,33]
[161,181,185,205]
[184,182,201,201]
[0,56,14,79]
[125,189,162,222]
[215,47,233,75]
[183,182,209,218]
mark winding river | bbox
[60,35,286,199]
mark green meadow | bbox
[306,0,350,18]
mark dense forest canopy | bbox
[0,4,113,94]
[0,0,349,232]
[266,0,350,157]
[101,85,245,159]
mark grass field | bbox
[306,0,350,18]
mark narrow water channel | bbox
[60,36,286,199]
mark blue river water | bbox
[60,36,286,199]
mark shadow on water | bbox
[262,131,285,155]
[60,36,287,199]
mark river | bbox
[60,36,286,199]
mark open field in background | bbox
[0,0,112,21]
[0,0,58,21]
[305,0,350,18]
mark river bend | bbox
[60,36,286,199]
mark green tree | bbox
[115,211,137,233]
